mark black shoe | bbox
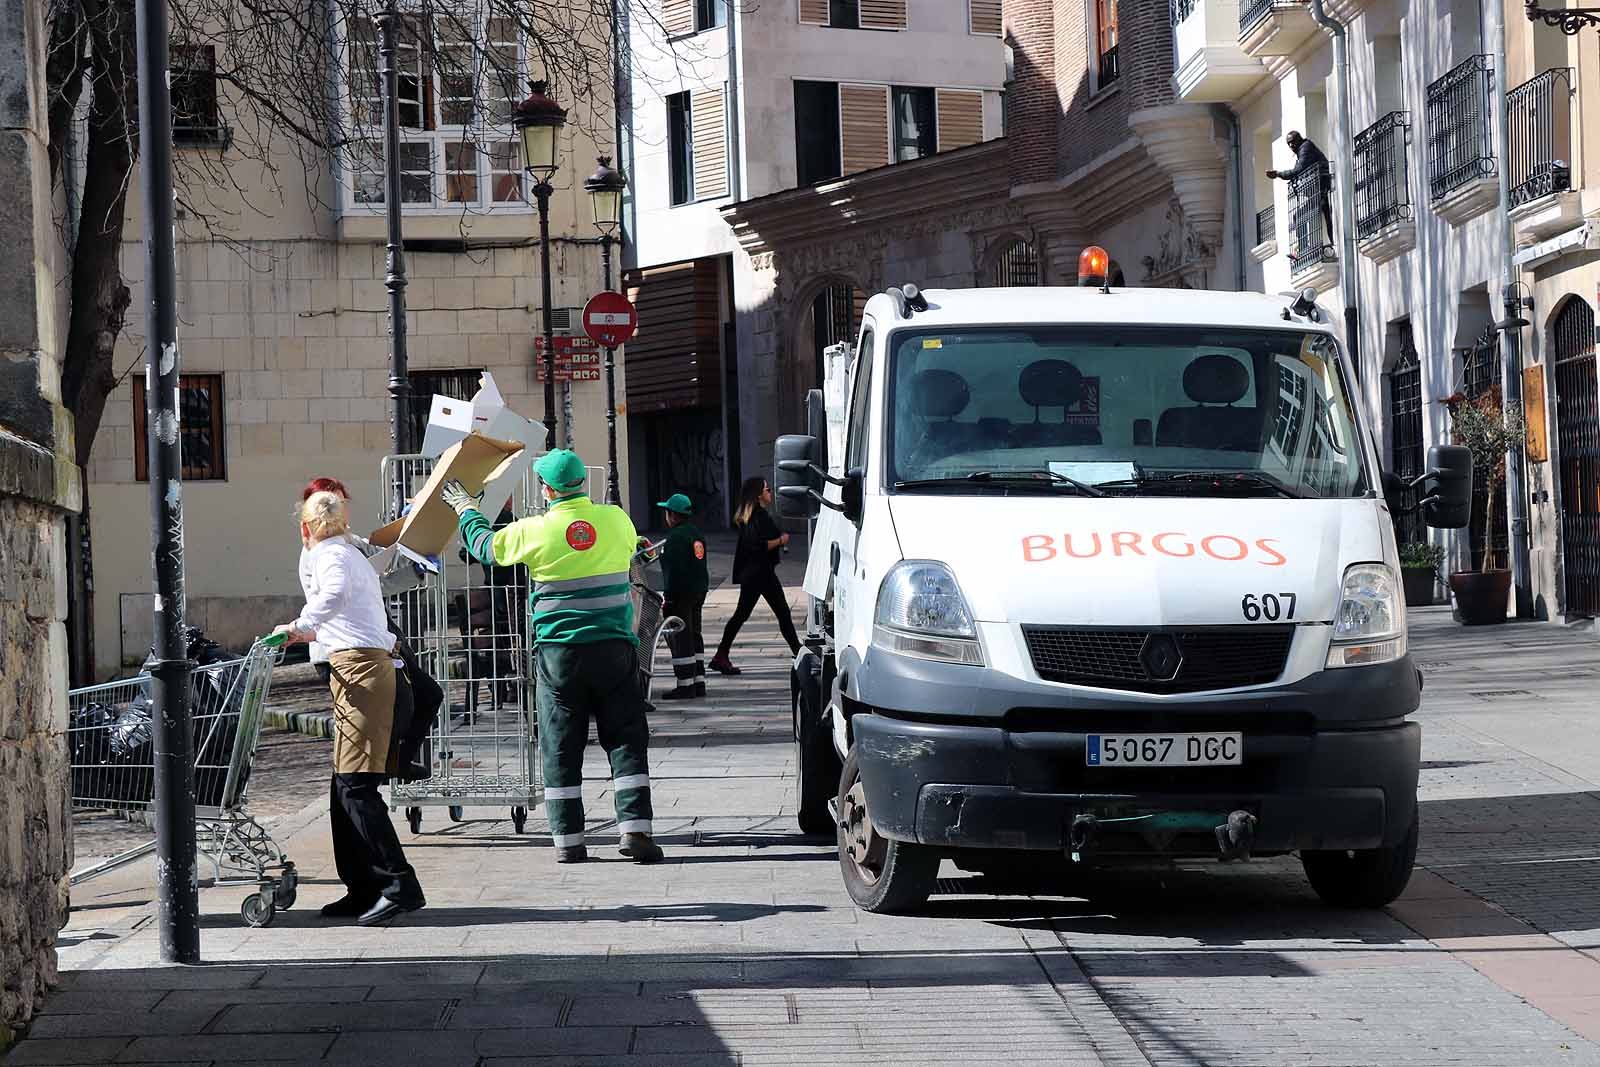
[556,845,588,864]
[692,682,706,697]
[708,655,741,676]
[619,832,664,864]
[659,687,696,701]
[320,894,377,918]
[356,894,424,927]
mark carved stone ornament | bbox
[1141,197,1215,288]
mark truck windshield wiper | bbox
[893,470,1105,497]
[1093,471,1301,499]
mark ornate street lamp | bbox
[584,156,627,504]
[1525,0,1600,33]
[513,80,567,450]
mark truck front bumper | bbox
[851,711,1420,856]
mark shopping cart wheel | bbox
[511,806,527,834]
[274,882,297,911]
[241,892,275,928]
[407,807,423,834]
[449,805,464,823]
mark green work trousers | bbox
[536,639,654,847]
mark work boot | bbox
[320,893,377,919]
[708,654,741,676]
[659,686,696,701]
[556,844,588,864]
[619,832,664,864]
[692,682,706,698]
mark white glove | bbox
[441,479,483,516]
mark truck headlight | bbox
[1326,562,1406,668]
[873,561,984,665]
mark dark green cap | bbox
[535,449,587,493]
[657,493,692,515]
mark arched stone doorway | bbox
[1552,296,1600,616]
[984,236,1040,287]
[780,275,864,435]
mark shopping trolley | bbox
[631,539,684,702]
[67,634,298,928]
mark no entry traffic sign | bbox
[583,291,638,347]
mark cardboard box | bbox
[368,432,532,556]
[418,372,540,459]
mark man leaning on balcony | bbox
[1267,131,1335,243]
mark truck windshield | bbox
[887,325,1369,499]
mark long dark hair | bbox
[733,476,767,527]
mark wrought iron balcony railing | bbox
[1171,0,1199,24]
[1425,55,1496,201]
[1508,67,1574,207]
[1288,163,1336,274]
[1353,111,1412,239]
[1240,0,1300,37]
[1255,204,1276,246]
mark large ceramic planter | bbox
[1401,567,1436,607]
[1449,569,1512,625]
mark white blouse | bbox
[294,537,396,656]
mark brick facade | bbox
[1003,0,1058,185]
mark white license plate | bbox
[1086,732,1242,767]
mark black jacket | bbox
[731,508,782,585]
[1276,138,1330,184]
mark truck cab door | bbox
[829,325,877,652]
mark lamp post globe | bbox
[513,79,566,178]
[584,155,627,235]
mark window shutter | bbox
[860,0,907,30]
[798,0,828,25]
[663,0,694,36]
[839,84,890,174]
[690,86,729,199]
[969,0,1001,35]
[935,89,984,152]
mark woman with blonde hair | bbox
[275,490,425,925]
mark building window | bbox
[171,45,225,146]
[341,8,526,212]
[133,374,226,482]
[696,0,727,30]
[989,239,1039,286]
[1387,324,1425,549]
[829,0,860,29]
[795,81,841,185]
[1094,0,1120,89]
[406,369,484,450]
[892,87,936,162]
[667,91,694,205]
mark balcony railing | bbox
[1240,0,1301,36]
[1255,204,1276,246]
[1508,67,1574,208]
[1425,55,1496,202]
[1288,163,1335,274]
[1353,111,1412,239]
[1170,0,1198,24]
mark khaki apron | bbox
[327,648,397,775]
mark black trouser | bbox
[716,572,801,658]
[663,592,707,689]
[330,773,424,907]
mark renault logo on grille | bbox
[1139,633,1184,681]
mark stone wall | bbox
[0,0,81,1044]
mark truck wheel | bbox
[794,655,842,836]
[1302,810,1419,908]
[837,748,938,913]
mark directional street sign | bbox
[582,291,638,348]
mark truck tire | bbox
[794,654,841,836]
[837,748,938,913]
[1301,809,1419,908]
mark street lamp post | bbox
[513,81,568,452]
[585,156,628,506]
[377,0,411,459]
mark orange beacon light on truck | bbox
[1078,245,1110,290]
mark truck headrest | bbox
[1184,354,1249,405]
[909,369,970,419]
[1019,359,1084,408]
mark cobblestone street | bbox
[13,583,1600,1065]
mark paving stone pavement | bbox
[14,585,1600,1065]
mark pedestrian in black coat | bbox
[709,477,801,675]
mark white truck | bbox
[775,256,1473,914]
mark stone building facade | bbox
[1,0,79,1042]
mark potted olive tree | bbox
[1444,387,1526,625]
[1398,542,1445,607]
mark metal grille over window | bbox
[1553,298,1600,616]
[171,45,226,146]
[1095,0,1119,86]
[1255,204,1276,246]
[1388,324,1425,549]
[1023,626,1294,694]
[1425,54,1496,202]
[1288,163,1335,274]
[1507,67,1573,208]
[406,369,484,453]
[133,374,226,482]
[989,239,1039,287]
[1170,0,1198,24]
[1353,111,1412,239]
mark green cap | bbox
[657,493,692,515]
[535,449,587,493]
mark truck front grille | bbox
[1022,625,1295,694]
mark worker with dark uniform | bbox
[656,493,709,701]
[441,449,662,865]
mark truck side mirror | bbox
[1421,444,1473,530]
[842,467,864,525]
[775,434,820,519]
